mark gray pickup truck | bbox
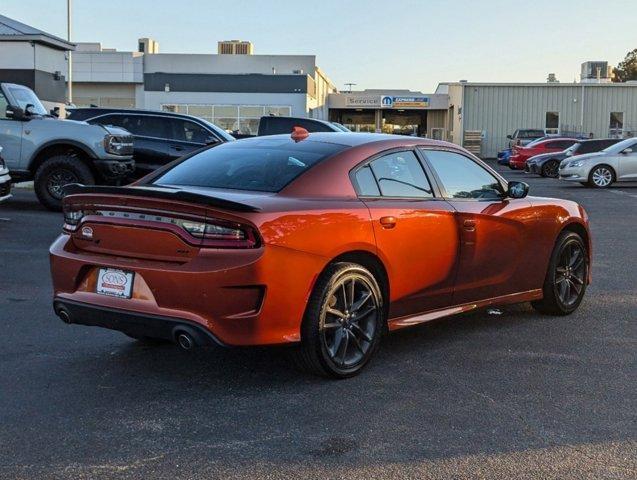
[0,83,134,210]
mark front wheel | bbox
[34,154,95,211]
[532,231,588,315]
[293,263,385,378]
[588,164,615,188]
[541,159,560,178]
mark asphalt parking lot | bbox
[0,164,635,480]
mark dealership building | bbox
[1,15,636,157]
[72,39,337,135]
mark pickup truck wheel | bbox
[34,154,95,211]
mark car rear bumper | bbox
[0,169,12,203]
[49,234,325,346]
[53,297,224,346]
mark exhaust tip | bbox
[58,309,72,324]
[176,332,194,351]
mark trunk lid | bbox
[63,185,262,262]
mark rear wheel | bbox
[541,159,560,178]
[293,262,384,378]
[34,154,95,211]
[532,231,588,315]
[588,164,615,188]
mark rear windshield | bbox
[153,138,346,192]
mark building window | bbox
[161,104,292,135]
[545,112,560,134]
[609,112,624,138]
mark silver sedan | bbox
[559,137,637,187]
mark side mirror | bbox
[50,106,60,118]
[5,105,25,120]
[622,148,633,154]
[24,104,35,116]
[507,181,529,199]
[506,135,513,139]
[204,136,219,146]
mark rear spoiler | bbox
[62,184,261,213]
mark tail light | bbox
[62,207,258,248]
[63,206,84,231]
[182,219,258,248]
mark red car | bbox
[50,132,591,378]
[509,138,579,170]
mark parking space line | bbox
[607,190,637,199]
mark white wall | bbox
[143,54,316,76]
[73,51,143,83]
[0,42,66,74]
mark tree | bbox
[613,48,637,82]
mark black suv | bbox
[67,108,235,176]
[231,116,349,139]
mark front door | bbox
[617,139,637,180]
[353,149,459,318]
[420,148,539,305]
[0,90,23,171]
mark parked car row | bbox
[506,132,637,188]
[0,82,348,210]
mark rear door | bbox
[420,148,539,304]
[353,149,459,317]
[617,139,637,179]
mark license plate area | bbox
[96,268,134,299]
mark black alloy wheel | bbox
[294,263,384,378]
[542,159,560,178]
[532,231,588,315]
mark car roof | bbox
[233,132,454,149]
[68,107,206,122]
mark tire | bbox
[34,154,95,211]
[532,231,588,316]
[293,262,385,378]
[541,159,560,178]
[588,164,615,188]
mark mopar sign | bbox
[381,96,393,108]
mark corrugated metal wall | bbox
[461,84,637,157]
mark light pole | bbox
[67,0,73,104]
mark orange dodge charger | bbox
[50,132,591,378]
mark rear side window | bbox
[92,115,167,138]
[353,166,381,196]
[368,151,433,198]
[153,139,346,192]
[546,140,576,150]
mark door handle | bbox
[463,219,476,231]
[379,216,397,229]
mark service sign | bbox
[96,268,134,298]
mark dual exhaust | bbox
[55,305,204,351]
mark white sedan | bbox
[559,137,637,187]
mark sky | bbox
[3,0,636,92]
